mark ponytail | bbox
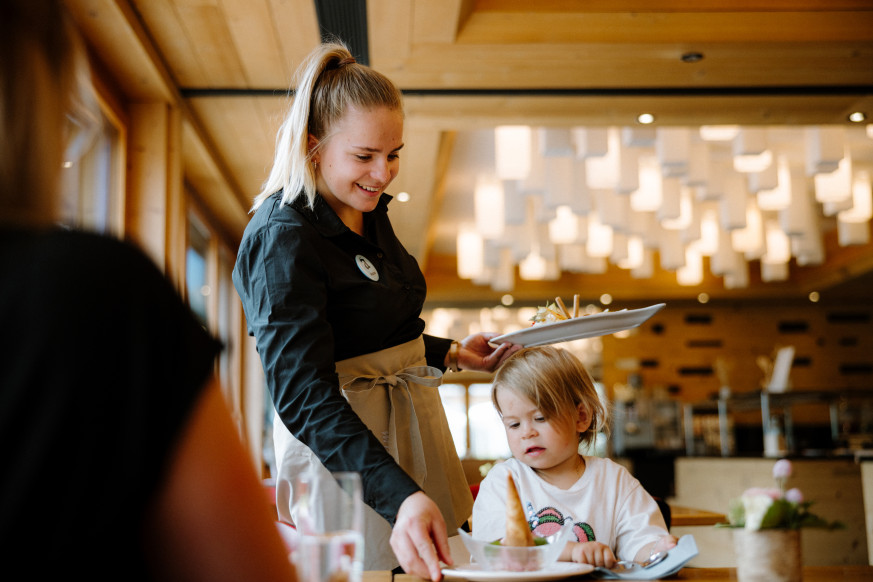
[253,41,402,211]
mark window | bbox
[184,207,249,445]
[217,244,242,432]
[438,383,468,457]
[439,381,511,460]
[185,213,210,327]
[468,383,511,459]
[58,100,124,234]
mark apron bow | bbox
[341,365,442,484]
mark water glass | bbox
[291,471,364,582]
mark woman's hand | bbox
[562,540,617,568]
[390,491,452,581]
[456,333,521,373]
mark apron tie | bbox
[340,365,442,484]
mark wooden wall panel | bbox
[602,301,873,425]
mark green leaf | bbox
[727,497,745,527]
[759,499,791,529]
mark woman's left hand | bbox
[457,333,521,373]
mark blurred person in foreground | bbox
[0,2,297,580]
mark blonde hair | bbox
[492,346,608,447]
[0,0,96,227]
[253,41,404,211]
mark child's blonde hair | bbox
[492,346,608,447]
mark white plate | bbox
[441,562,595,581]
[491,303,666,347]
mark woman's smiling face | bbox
[311,104,403,229]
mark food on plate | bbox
[554,296,571,319]
[530,295,583,326]
[529,302,568,325]
[502,474,535,547]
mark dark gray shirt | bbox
[1,228,221,577]
[233,191,451,522]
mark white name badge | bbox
[355,254,379,281]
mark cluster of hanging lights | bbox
[456,123,873,292]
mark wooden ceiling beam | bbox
[403,94,872,129]
[66,0,252,241]
[458,10,873,44]
[474,0,873,13]
[64,0,175,101]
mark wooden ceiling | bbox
[65,0,873,305]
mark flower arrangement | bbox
[719,459,843,531]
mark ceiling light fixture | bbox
[848,111,867,123]
[456,124,873,292]
[681,51,704,63]
[637,113,655,125]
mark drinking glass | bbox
[291,471,364,582]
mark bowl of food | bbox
[459,474,573,572]
[457,523,573,572]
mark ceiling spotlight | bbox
[637,113,655,125]
[600,293,613,306]
[396,191,411,202]
[681,51,704,63]
[848,111,867,123]
[697,292,710,304]
[500,294,514,306]
[808,291,820,303]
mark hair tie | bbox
[337,55,356,67]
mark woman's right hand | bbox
[456,333,521,373]
[390,491,452,581]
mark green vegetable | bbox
[490,537,549,546]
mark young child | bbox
[472,346,677,568]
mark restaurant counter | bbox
[380,565,873,581]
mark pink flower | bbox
[773,459,793,480]
[785,488,804,503]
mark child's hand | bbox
[562,540,617,568]
[653,534,678,554]
[634,534,679,563]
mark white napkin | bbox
[591,534,698,580]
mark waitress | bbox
[233,41,518,580]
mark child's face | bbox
[495,386,591,476]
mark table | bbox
[388,565,873,581]
[669,505,726,527]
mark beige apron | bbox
[273,336,473,571]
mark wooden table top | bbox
[387,565,873,581]
[669,505,727,527]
